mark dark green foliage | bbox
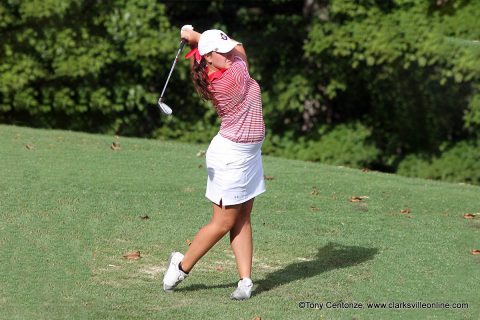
[397,140,480,185]
[263,122,379,169]
[0,0,184,134]
[303,0,480,179]
[1,0,479,184]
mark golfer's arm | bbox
[232,43,248,68]
[184,30,201,69]
[185,30,201,47]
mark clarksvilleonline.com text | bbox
[298,301,469,310]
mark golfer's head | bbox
[198,29,240,69]
[198,29,240,56]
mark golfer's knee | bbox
[212,220,235,234]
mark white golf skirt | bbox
[205,134,266,206]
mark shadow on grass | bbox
[254,242,378,296]
[178,242,378,295]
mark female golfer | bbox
[163,25,266,300]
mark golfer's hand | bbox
[180,25,200,46]
[180,25,194,43]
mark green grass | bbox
[1,124,479,320]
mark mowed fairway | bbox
[1,124,479,320]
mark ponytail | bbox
[192,58,216,104]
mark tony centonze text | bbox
[298,301,469,310]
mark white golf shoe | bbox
[163,252,188,292]
[230,277,253,300]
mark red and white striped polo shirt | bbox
[209,56,265,143]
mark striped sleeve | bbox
[230,57,248,87]
[210,56,265,143]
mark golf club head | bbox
[156,40,187,117]
[158,99,173,115]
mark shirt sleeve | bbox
[229,56,249,87]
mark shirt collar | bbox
[207,67,227,82]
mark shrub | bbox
[397,140,480,185]
[263,122,380,169]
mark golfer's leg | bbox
[230,198,254,279]
[180,202,242,273]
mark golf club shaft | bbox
[159,40,187,102]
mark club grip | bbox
[179,39,187,51]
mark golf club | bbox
[157,39,187,115]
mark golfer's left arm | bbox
[232,43,248,68]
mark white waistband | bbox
[212,134,263,154]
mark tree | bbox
[0,0,181,135]
[1,0,479,183]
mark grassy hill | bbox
[1,124,479,320]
